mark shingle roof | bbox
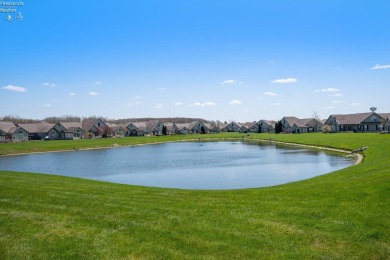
[132,122,147,130]
[0,121,17,133]
[19,121,54,133]
[175,123,190,130]
[146,120,161,131]
[106,123,124,132]
[261,120,276,126]
[241,122,258,128]
[329,112,390,125]
[60,122,83,131]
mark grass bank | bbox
[0,133,389,259]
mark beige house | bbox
[0,121,29,142]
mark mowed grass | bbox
[0,133,389,259]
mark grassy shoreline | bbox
[0,133,389,259]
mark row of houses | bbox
[280,111,390,133]
[1,110,389,142]
[0,118,278,143]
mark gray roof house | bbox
[124,120,164,136]
[222,121,241,132]
[175,123,190,134]
[188,121,209,134]
[18,121,56,140]
[0,121,29,142]
[325,112,390,132]
[106,123,125,137]
[82,119,113,138]
[204,123,220,134]
[60,122,84,139]
[164,123,178,135]
[384,116,390,132]
[240,122,259,133]
[259,120,276,133]
[281,117,323,133]
[175,121,209,134]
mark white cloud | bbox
[2,85,27,92]
[94,81,102,85]
[333,100,343,103]
[154,103,163,109]
[43,82,56,87]
[126,101,141,106]
[230,99,242,105]
[370,64,390,70]
[190,101,216,107]
[174,102,184,106]
[315,88,339,92]
[221,79,239,85]
[69,92,76,96]
[264,92,278,97]
[350,103,361,106]
[271,78,297,84]
[88,92,99,96]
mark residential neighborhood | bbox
[0,109,389,142]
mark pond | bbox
[0,141,356,190]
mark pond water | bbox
[0,141,356,190]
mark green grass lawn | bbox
[0,133,389,259]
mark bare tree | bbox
[312,111,321,121]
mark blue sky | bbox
[1,0,389,122]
